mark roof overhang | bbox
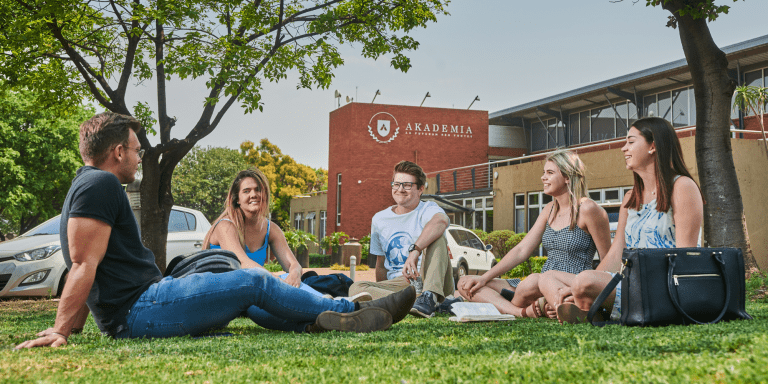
[490,34,768,125]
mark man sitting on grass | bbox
[348,161,454,318]
[16,112,415,349]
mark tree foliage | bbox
[241,138,325,228]
[0,0,447,269]
[171,146,248,222]
[0,86,94,239]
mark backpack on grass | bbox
[164,249,241,279]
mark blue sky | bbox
[126,0,767,169]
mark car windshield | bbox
[23,216,61,236]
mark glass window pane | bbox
[515,195,524,207]
[658,91,672,122]
[531,120,546,152]
[689,87,697,125]
[168,210,189,232]
[604,189,620,203]
[547,119,558,149]
[589,191,601,202]
[486,198,493,208]
[528,207,539,232]
[557,121,565,148]
[185,212,197,231]
[615,101,629,138]
[528,193,539,206]
[627,100,638,129]
[643,94,657,118]
[591,106,615,142]
[515,208,525,233]
[474,210,483,230]
[569,113,580,145]
[745,69,763,87]
[671,88,689,127]
[485,210,493,232]
[449,229,464,244]
[579,111,590,143]
[542,194,553,204]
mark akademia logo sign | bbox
[368,112,400,144]
[367,111,475,144]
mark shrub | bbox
[319,231,349,253]
[264,260,283,272]
[501,256,548,279]
[486,230,516,257]
[359,234,371,264]
[330,263,370,271]
[309,253,330,268]
[505,233,526,252]
[284,229,317,253]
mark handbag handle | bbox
[666,252,730,324]
[586,271,623,324]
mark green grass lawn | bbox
[3,278,768,383]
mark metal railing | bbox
[427,127,763,194]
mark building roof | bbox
[490,34,768,125]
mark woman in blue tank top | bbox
[547,117,704,323]
[203,169,303,288]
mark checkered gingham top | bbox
[539,204,597,275]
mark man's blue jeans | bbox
[117,268,355,338]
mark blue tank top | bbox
[209,219,271,266]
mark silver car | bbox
[0,206,211,297]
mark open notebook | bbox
[449,302,516,322]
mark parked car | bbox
[446,224,495,286]
[0,206,211,298]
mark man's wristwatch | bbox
[408,244,422,253]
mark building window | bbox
[671,87,690,127]
[336,173,341,226]
[319,211,327,239]
[306,212,316,236]
[527,192,551,256]
[294,212,303,231]
[514,194,525,234]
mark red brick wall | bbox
[327,103,489,240]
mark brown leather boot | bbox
[306,307,392,333]
[359,286,416,324]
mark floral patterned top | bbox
[624,198,676,248]
[624,176,681,248]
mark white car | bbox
[0,206,211,297]
[446,225,496,285]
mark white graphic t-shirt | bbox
[369,201,446,280]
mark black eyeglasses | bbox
[391,182,416,190]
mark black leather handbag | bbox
[588,247,752,326]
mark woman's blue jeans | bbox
[117,268,354,338]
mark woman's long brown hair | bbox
[625,117,701,212]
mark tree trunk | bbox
[663,1,759,270]
[139,152,173,274]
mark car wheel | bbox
[454,263,468,289]
[56,270,68,297]
[458,263,468,279]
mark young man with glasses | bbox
[16,112,416,349]
[349,161,455,318]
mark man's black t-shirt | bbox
[60,166,162,336]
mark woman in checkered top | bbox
[457,149,612,318]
